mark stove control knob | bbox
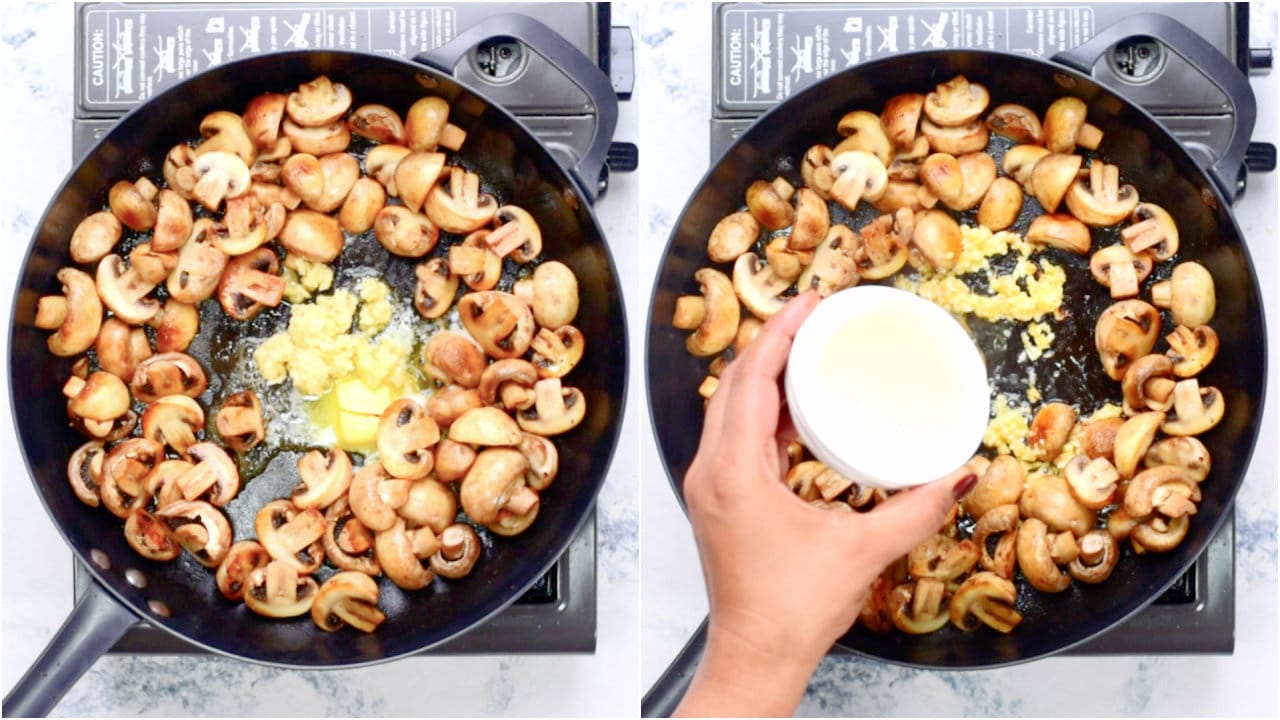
[1248,48,1272,75]
[1245,143,1277,173]
[607,142,639,173]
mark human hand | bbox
[676,291,977,717]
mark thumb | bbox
[855,466,975,567]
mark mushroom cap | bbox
[45,268,103,357]
[1068,530,1120,584]
[422,331,486,388]
[731,252,790,320]
[1124,464,1202,519]
[800,144,837,199]
[322,496,382,576]
[217,247,286,321]
[124,508,182,562]
[191,151,252,211]
[1089,244,1154,299]
[1030,153,1083,213]
[1019,472,1095,537]
[178,442,241,507]
[1113,410,1165,479]
[1064,161,1140,226]
[1131,514,1190,552]
[880,92,925,148]
[215,389,265,452]
[1042,96,1090,153]
[796,224,858,297]
[282,117,351,156]
[924,75,990,127]
[140,394,205,455]
[67,440,106,507]
[1167,261,1216,327]
[961,455,1024,520]
[828,151,888,211]
[109,178,159,231]
[949,571,1022,632]
[460,447,530,525]
[985,103,1043,145]
[707,211,760,263]
[285,75,352,127]
[429,523,482,579]
[1063,454,1120,510]
[70,211,124,264]
[243,92,287,150]
[404,96,453,151]
[425,167,499,234]
[157,499,233,568]
[393,151,447,214]
[887,579,951,634]
[413,258,460,320]
[1166,324,1219,379]
[515,378,586,436]
[364,143,413,196]
[398,478,458,534]
[1121,354,1176,415]
[919,153,962,204]
[1161,378,1225,436]
[374,518,435,590]
[215,540,271,600]
[152,189,195,253]
[377,397,440,480]
[487,205,543,264]
[1015,517,1072,593]
[97,253,162,325]
[530,326,585,380]
[66,371,131,422]
[834,110,893,166]
[919,117,989,155]
[744,178,796,230]
[292,447,354,509]
[450,407,522,447]
[976,177,1024,232]
[280,208,345,263]
[131,352,209,403]
[787,188,831,252]
[339,176,388,234]
[1145,436,1211,483]
[458,291,537,360]
[910,209,963,271]
[166,219,229,304]
[254,499,326,574]
[425,385,484,428]
[1001,144,1051,190]
[530,261,580,329]
[907,534,980,582]
[1028,402,1076,462]
[244,560,319,618]
[196,111,256,166]
[853,210,912,280]
[311,571,386,633]
[1121,203,1179,261]
[348,103,406,145]
[947,151,997,212]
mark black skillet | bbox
[5,15,627,718]
[643,14,1267,716]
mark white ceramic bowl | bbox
[784,286,990,490]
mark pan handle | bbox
[413,14,619,204]
[641,617,708,718]
[1051,13,1257,202]
[2,576,139,717]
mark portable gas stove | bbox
[69,0,635,655]
[710,2,1275,655]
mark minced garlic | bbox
[1020,320,1056,361]
[282,254,335,303]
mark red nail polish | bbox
[952,473,978,500]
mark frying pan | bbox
[4,15,627,718]
[643,14,1266,715]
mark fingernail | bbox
[952,473,978,501]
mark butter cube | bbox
[337,410,381,448]
[335,377,393,416]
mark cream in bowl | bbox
[784,286,990,490]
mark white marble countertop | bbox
[639,2,1279,717]
[1,1,639,716]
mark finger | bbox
[853,466,976,566]
[729,291,821,387]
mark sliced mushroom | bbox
[1131,514,1190,553]
[530,325,585,379]
[377,397,440,480]
[1029,402,1076,462]
[215,540,271,600]
[1063,454,1119,510]
[1002,144,1051,190]
[243,92,287,149]
[435,436,477,483]
[422,331,486,388]
[908,534,980,582]
[393,151,447,213]
[374,518,435,590]
[71,211,124,263]
[38,268,103,357]
[191,151,252,211]
[398,478,457,535]
[196,110,256,166]
[164,144,199,200]
[526,261,579,329]
[1095,299,1161,381]
[292,448,354,509]
[282,117,350,156]
[124,508,181,561]
[881,92,925,148]
[1165,325,1218,379]
[787,189,830,251]
[364,144,412,196]
[971,504,1019,579]
[796,224,858,297]
[946,151,996,212]
[322,496,381,575]
[286,75,352,127]
[1015,517,1071,592]
[280,209,344,263]
[405,96,466,152]
[109,177,159,231]
[425,385,484,428]
[800,144,837,199]
[732,252,790,320]
[64,371,131,425]
[1121,354,1176,415]
[425,166,498,234]
[94,317,152,380]
[834,111,893,166]
[486,205,543,263]
[707,211,760,263]
[311,571,386,633]
[449,233,502,292]
[96,253,161,324]
[887,578,951,634]
[870,180,936,214]
[961,455,1025,521]
[1089,244,1154,299]
[919,153,962,206]
[1042,96,1102,153]
[475,358,536,409]
[143,458,191,512]
[518,433,559,492]
[457,291,536,359]
[1161,378,1225,436]
[176,442,240,507]
[166,219,229,303]
[1125,465,1201,519]
[339,177,387,234]
[949,571,1022,633]
[218,247,286,321]
[429,523,482,579]
[100,438,164,518]
[762,237,807,283]
[131,352,208,403]
[1113,411,1165,479]
[828,151,888,211]
[1145,436,1211,483]
[1120,203,1179,261]
[1030,153,1083,213]
[976,177,1023,232]
[910,209,963,271]
[157,500,233,568]
[919,117,988,155]
[413,258,459,320]
[373,205,439,258]
[924,76,989,126]
[1019,473,1095,537]
[985,103,1042,144]
[681,269,739,357]
[140,395,204,455]
[450,407,522,447]
[152,189,195,253]
[1064,161,1139,226]
[516,378,586,436]
[744,177,795,230]
[348,103,405,144]
[460,447,533,526]
[67,440,106,507]
[1068,530,1120,584]
[215,389,265,452]
[244,560,318,618]
[1151,261,1215,327]
[255,499,326,574]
